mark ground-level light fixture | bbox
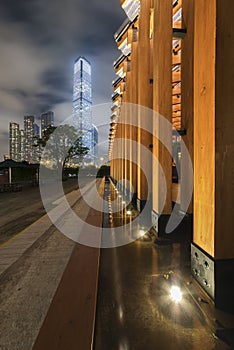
[170,286,182,303]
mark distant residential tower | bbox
[9,122,20,161]
[41,111,54,136]
[24,116,35,162]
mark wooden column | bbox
[137,0,153,211]
[152,0,172,233]
[119,120,124,190]
[130,40,139,202]
[124,71,131,197]
[192,0,234,311]
[181,0,194,214]
[114,121,121,187]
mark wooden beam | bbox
[180,0,194,214]
[173,21,182,28]
[173,41,182,54]
[172,71,181,83]
[172,53,181,65]
[172,183,180,204]
[137,0,153,205]
[153,0,172,215]
[172,86,181,95]
[172,117,181,123]
[172,103,181,112]
[172,95,181,104]
[173,0,182,16]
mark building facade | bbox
[24,115,35,163]
[73,56,93,160]
[41,111,54,136]
[9,122,20,161]
[34,123,40,137]
[9,119,40,163]
[109,0,234,312]
[19,129,25,161]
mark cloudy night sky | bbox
[0,0,126,159]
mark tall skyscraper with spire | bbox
[73,56,93,160]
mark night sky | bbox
[0,0,125,158]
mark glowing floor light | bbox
[170,286,182,303]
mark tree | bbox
[66,136,89,165]
[34,124,89,169]
[35,125,57,148]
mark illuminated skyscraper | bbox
[73,57,93,159]
[9,122,20,161]
[24,115,35,162]
[41,111,54,136]
[19,129,25,161]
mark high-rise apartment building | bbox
[24,115,35,163]
[33,124,41,163]
[73,57,93,159]
[41,111,54,136]
[9,122,20,161]
[19,129,25,161]
[34,123,40,137]
[9,118,40,163]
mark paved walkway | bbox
[32,178,104,350]
[0,180,94,276]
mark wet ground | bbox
[94,240,229,350]
[94,181,229,350]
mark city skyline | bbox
[9,113,47,163]
[0,0,126,159]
